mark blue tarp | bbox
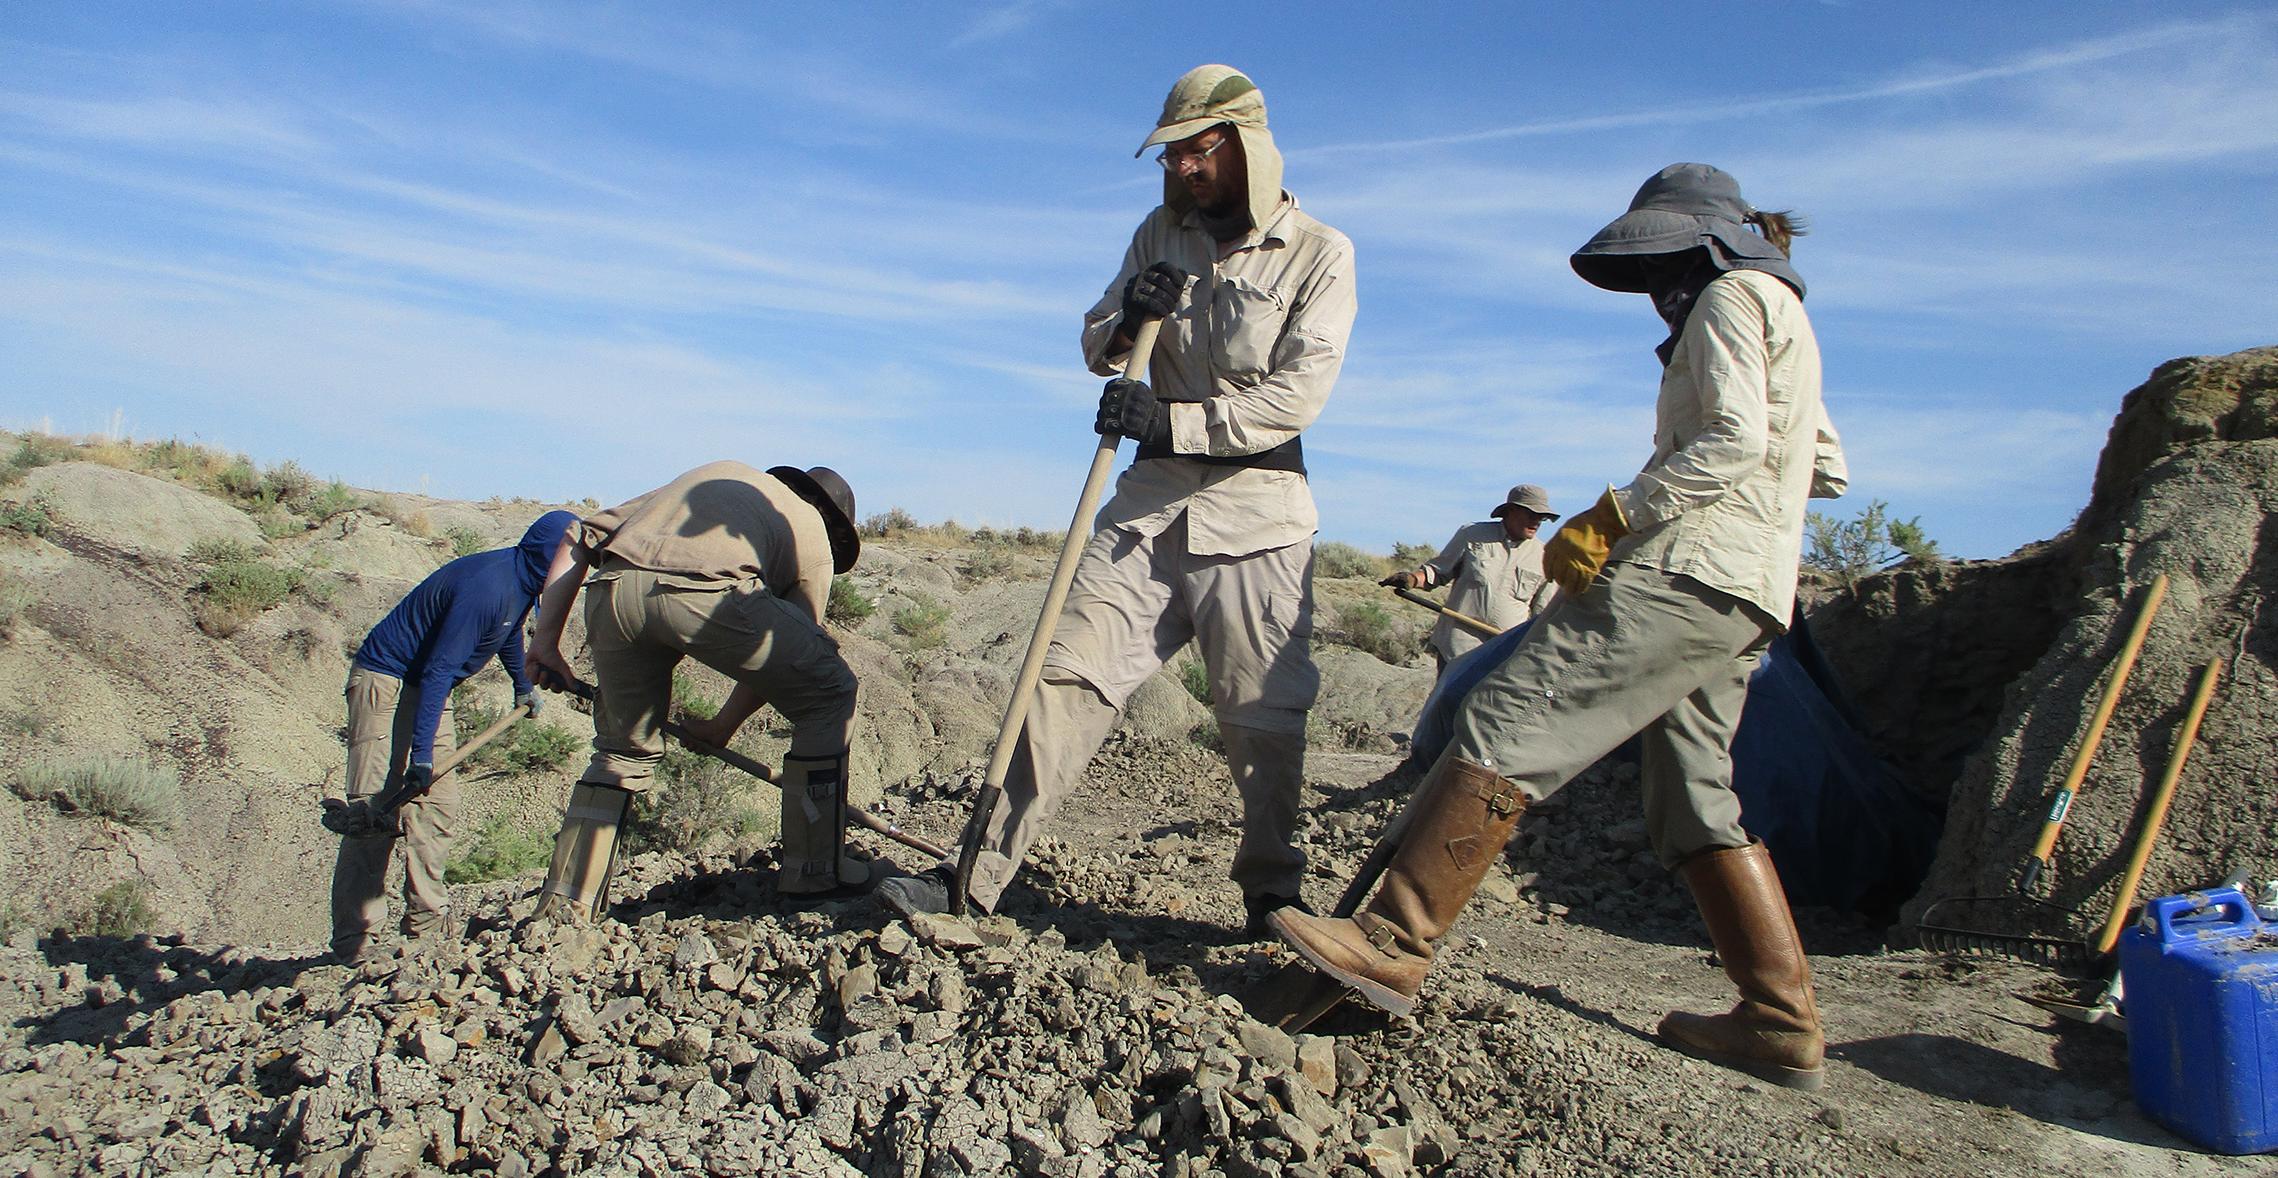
[1410,614,1941,915]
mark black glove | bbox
[400,762,434,799]
[1120,263,1188,326]
[1378,572,1407,588]
[1095,377,1170,445]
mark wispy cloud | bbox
[950,0,1077,48]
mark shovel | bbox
[2019,574,2166,894]
[949,315,1167,915]
[551,678,950,861]
[1389,585,1499,640]
[319,698,535,838]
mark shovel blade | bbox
[1242,960,1351,1033]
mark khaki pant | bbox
[949,514,1317,911]
[579,567,855,789]
[330,667,458,958]
[1446,563,1775,867]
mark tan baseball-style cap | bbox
[1135,64,1285,231]
[1490,484,1559,520]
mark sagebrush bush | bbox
[626,747,763,855]
[443,525,487,559]
[893,595,951,650]
[0,497,55,539]
[1331,601,1418,666]
[77,881,156,938]
[1178,658,1212,705]
[861,507,918,537]
[2,435,74,485]
[1314,540,1388,581]
[1390,541,1436,569]
[193,557,306,636]
[304,480,363,521]
[827,579,875,626]
[11,754,182,829]
[184,537,257,565]
[960,542,1018,583]
[445,812,554,884]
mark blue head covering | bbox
[515,511,579,596]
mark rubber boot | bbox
[1657,840,1827,1091]
[778,751,871,895]
[1270,755,1526,1016]
[532,782,633,922]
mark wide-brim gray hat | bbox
[768,465,861,574]
[1490,484,1559,520]
[1570,163,1803,297]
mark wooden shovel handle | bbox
[951,317,1166,913]
[2092,657,2223,956]
[1390,586,1500,639]
[2021,574,2167,888]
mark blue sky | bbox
[3,2,2273,559]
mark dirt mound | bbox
[1831,346,2278,932]
[12,462,263,559]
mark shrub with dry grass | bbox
[10,754,183,830]
[0,571,41,639]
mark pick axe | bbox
[950,314,1167,915]
[1389,585,1499,640]
[550,678,949,861]
[319,699,534,838]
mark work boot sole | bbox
[1659,1028,1827,1092]
[1268,910,1417,1018]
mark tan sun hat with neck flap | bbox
[1135,64,1285,234]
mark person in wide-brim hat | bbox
[1383,483,1564,674]
[1274,164,1855,1097]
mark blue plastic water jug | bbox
[2118,887,2278,1154]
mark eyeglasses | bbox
[1156,136,1229,172]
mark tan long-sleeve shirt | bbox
[1610,270,1847,625]
[1081,196,1358,558]
[1417,522,1557,660]
[577,461,834,625]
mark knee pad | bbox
[533,782,635,922]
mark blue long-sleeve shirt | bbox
[354,511,577,763]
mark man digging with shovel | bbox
[522,461,866,921]
[877,64,1357,939]
[1271,165,1849,1090]
[1383,483,1561,677]
[321,510,578,964]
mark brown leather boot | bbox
[1657,840,1827,1091]
[1271,756,1526,1016]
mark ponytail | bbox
[1744,208,1806,256]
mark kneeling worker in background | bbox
[1273,165,1848,1090]
[524,461,865,919]
[328,510,578,963]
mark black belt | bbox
[1134,435,1306,475]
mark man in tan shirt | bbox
[1384,484,1561,673]
[524,461,865,919]
[879,64,1358,937]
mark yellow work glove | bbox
[1542,485,1631,596]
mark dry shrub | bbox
[11,754,183,830]
[76,881,156,938]
[446,812,554,884]
[0,571,40,639]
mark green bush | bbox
[892,594,951,650]
[11,754,182,829]
[1390,541,1436,569]
[1315,540,1387,581]
[216,457,265,504]
[961,540,1018,583]
[1332,601,1417,665]
[499,722,582,773]
[827,578,875,626]
[259,460,317,512]
[671,668,721,722]
[192,556,306,636]
[2,436,74,485]
[77,881,157,938]
[0,496,55,539]
[861,507,918,538]
[1178,657,1212,705]
[303,479,363,522]
[184,537,257,565]
[445,812,554,884]
[626,747,763,855]
[443,525,487,559]
[1804,500,1943,588]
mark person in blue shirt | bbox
[328,510,577,963]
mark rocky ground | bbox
[3,346,2275,1174]
[0,737,2257,1176]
